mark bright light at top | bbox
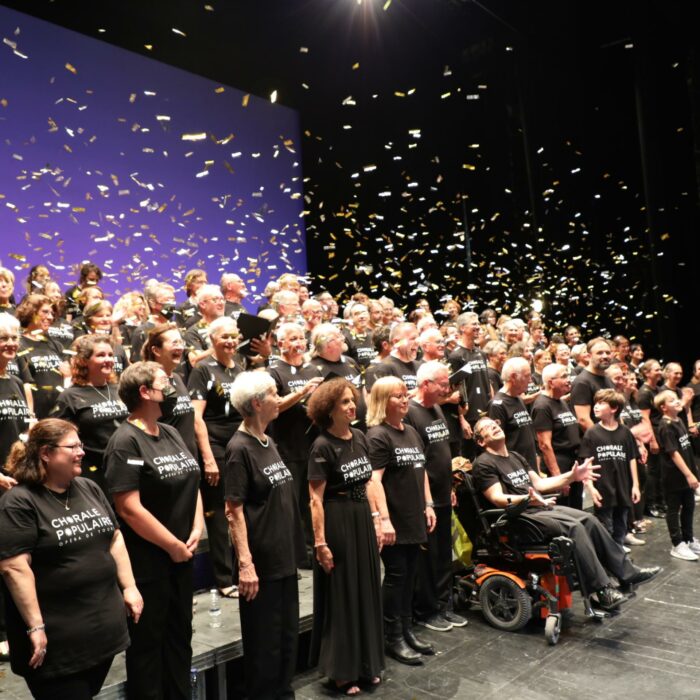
[531,299,543,313]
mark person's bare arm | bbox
[109,530,143,623]
[192,398,219,486]
[574,404,594,432]
[225,500,258,601]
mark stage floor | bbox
[1,512,698,699]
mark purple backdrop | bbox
[0,6,306,306]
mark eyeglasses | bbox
[51,442,84,452]
[0,334,20,343]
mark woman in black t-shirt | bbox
[76,301,130,379]
[367,377,436,666]
[16,294,70,420]
[142,324,197,458]
[51,335,128,495]
[105,361,203,700]
[188,316,243,597]
[306,378,386,695]
[223,371,306,700]
[0,418,142,700]
[43,281,75,352]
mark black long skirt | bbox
[309,499,385,681]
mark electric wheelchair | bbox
[452,465,611,645]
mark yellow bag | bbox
[451,511,472,567]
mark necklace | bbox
[92,383,112,403]
[239,424,269,447]
[44,483,71,511]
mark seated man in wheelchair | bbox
[471,417,661,610]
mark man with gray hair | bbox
[418,328,446,362]
[184,284,226,369]
[406,361,468,632]
[447,311,492,459]
[129,282,177,362]
[220,272,247,320]
[365,322,421,392]
[488,357,537,469]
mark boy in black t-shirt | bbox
[655,390,700,561]
[580,390,640,546]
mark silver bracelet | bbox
[27,624,45,636]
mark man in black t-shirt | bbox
[488,357,537,470]
[570,337,614,433]
[221,272,247,321]
[471,417,661,609]
[364,322,421,392]
[447,311,492,460]
[406,361,467,631]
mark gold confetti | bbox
[65,63,77,74]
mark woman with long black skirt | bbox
[306,378,386,695]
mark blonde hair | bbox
[367,376,405,427]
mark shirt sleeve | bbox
[578,431,594,460]
[105,446,143,494]
[569,376,593,407]
[471,458,500,494]
[308,438,331,482]
[367,428,393,471]
[658,421,678,455]
[222,444,250,503]
[49,390,74,420]
[531,400,553,433]
[0,495,39,559]
[187,364,210,400]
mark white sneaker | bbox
[687,538,700,554]
[670,542,699,561]
[624,532,646,546]
[622,545,631,554]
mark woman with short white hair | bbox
[224,371,305,700]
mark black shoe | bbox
[621,565,662,591]
[596,586,627,611]
[442,610,468,628]
[385,638,423,665]
[402,624,435,655]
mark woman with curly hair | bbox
[16,294,70,420]
[77,300,130,379]
[307,377,387,695]
[49,335,128,495]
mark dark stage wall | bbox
[0,5,306,305]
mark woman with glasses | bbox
[105,362,203,700]
[0,418,142,700]
[141,324,197,458]
[50,335,128,496]
[367,377,436,666]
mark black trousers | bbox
[381,543,420,626]
[553,454,583,510]
[645,451,665,509]
[595,506,630,546]
[286,459,314,561]
[201,463,234,589]
[633,460,648,521]
[239,574,299,700]
[414,505,453,619]
[26,658,113,700]
[524,506,636,592]
[126,563,193,700]
[664,487,695,546]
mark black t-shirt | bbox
[223,431,304,580]
[570,369,613,417]
[658,417,698,491]
[174,299,199,328]
[267,359,322,462]
[488,391,537,469]
[405,401,453,507]
[47,320,75,350]
[447,345,491,422]
[472,450,533,499]
[579,423,636,508]
[187,359,242,456]
[18,334,67,419]
[183,320,211,355]
[367,422,427,544]
[531,393,581,456]
[487,366,503,396]
[224,300,245,320]
[347,331,377,368]
[160,372,198,459]
[0,478,129,678]
[365,355,420,392]
[6,356,33,383]
[128,321,155,363]
[50,384,128,487]
[685,381,700,424]
[637,383,661,432]
[0,374,31,467]
[308,429,374,497]
[104,421,200,581]
[619,398,643,428]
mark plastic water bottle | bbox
[208,589,222,628]
[190,667,200,700]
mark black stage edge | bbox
[2,513,700,699]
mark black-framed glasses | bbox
[51,442,84,452]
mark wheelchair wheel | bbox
[479,575,532,631]
[544,614,561,645]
